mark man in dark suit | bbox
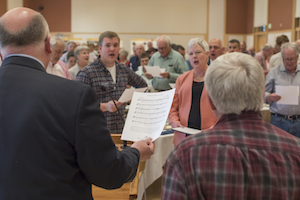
[0,7,154,200]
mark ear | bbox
[0,53,3,61]
[45,36,52,54]
[98,45,102,54]
[221,47,225,53]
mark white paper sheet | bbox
[172,127,201,135]
[118,87,147,103]
[144,66,164,77]
[169,83,175,88]
[275,85,299,105]
[121,89,176,142]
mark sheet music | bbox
[144,66,165,77]
[172,127,201,135]
[118,87,147,103]
[275,85,299,105]
[121,89,176,142]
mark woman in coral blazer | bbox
[169,38,217,146]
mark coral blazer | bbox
[169,69,218,145]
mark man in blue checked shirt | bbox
[265,42,300,138]
[77,31,147,133]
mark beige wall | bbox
[7,0,22,10]
[71,0,207,53]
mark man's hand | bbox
[267,93,281,103]
[144,72,152,79]
[160,72,170,79]
[100,100,122,112]
[132,137,155,162]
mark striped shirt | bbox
[76,56,147,133]
[162,111,300,200]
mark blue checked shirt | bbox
[76,56,147,133]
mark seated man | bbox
[173,45,186,59]
[162,52,300,200]
[60,41,76,63]
[77,31,147,133]
[46,36,71,79]
[240,41,249,54]
[269,35,289,69]
[254,43,273,70]
[129,44,145,71]
[227,39,240,53]
[146,40,157,54]
[146,35,186,91]
[135,52,153,89]
[248,46,256,57]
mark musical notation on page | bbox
[121,89,176,142]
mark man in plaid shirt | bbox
[77,31,147,133]
[161,53,300,200]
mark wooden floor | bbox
[92,183,132,200]
[92,177,162,200]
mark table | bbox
[137,133,174,200]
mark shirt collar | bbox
[279,63,300,73]
[96,56,119,72]
[7,54,45,68]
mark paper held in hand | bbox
[144,66,165,77]
[172,127,201,135]
[118,87,148,103]
[121,89,176,142]
[275,85,299,105]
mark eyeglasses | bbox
[283,56,298,62]
[158,46,168,51]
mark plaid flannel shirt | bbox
[162,111,300,200]
[76,57,147,133]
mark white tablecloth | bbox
[137,134,174,200]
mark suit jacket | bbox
[0,56,140,200]
[169,70,218,145]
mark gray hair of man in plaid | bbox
[205,52,264,115]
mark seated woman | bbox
[69,45,89,80]
[169,38,217,146]
[118,49,130,67]
[66,51,77,69]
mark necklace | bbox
[193,73,205,81]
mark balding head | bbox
[0,7,49,48]
[0,7,51,67]
[209,38,224,60]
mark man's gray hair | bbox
[0,12,49,48]
[156,35,171,46]
[262,44,273,51]
[205,53,264,115]
[187,38,209,53]
[281,42,299,55]
[50,36,65,49]
[74,45,89,59]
